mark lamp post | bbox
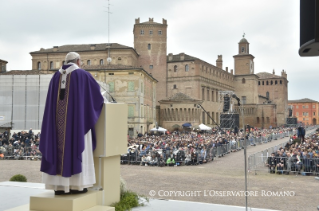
[232,94,248,211]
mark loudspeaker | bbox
[299,0,319,56]
[286,117,297,125]
[220,114,239,129]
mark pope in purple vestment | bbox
[39,52,104,193]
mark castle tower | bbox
[233,35,259,104]
[233,35,255,75]
[133,18,168,105]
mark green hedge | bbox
[10,174,27,182]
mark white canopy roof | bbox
[150,127,167,132]
[198,123,212,131]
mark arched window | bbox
[275,80,277,85]
[174,65,177,72]
[266,92,269,99]
[280,80,282,84]
[266,81,269,85]
[87,60,91,66]
[257,117,260,124]
[50,61,53,70]
[262,81,264,85]
[37,62,41,70]
[100,59,104,65]
[185,64,189,72]
[242,78,246,84]
[258,81,260,85]
[271,80,273,85]
[148,44,151,50]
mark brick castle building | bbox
[27,18,289,132]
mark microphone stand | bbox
[196,104,221,131]
[99,84,117,103]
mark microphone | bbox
[99,84,117,103]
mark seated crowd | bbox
[121,126,297,167]
[0,129,41,160]
[267,130,319,175]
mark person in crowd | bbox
[267,153,276,173]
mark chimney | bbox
[226,67,228,72]
[135,18,140,24]
[168,53,173,61]
[216,55,223,69]
[149,18,153,22]
[180,53,185,61]
[90,44,96,50]
[53,46,58,52]
[162,18,167,24]
[231,69,234,74]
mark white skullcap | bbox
[65,52,80,62]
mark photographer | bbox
[267,153,276,173]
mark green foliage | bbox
[9,174,27,182]
[112,177,148,211]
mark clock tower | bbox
[233,35,255,75]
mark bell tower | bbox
[233,34,255,75]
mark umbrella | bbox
[150,127,167,132]
[172,124,180,129]
[182,123,192,128]
[198,123,212,131]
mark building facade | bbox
[0,59,8,73]
[288,98,319,125]
[22,18,289,131]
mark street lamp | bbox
[232,93,248,211]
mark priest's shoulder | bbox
[73,68,93,78]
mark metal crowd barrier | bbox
[248,127,318,171]
[0,145,41,160]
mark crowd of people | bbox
[121,126,298,167]
[267,128,319,175]
[0,129,41,160]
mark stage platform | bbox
[1,182,280,211]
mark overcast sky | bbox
[0,0,318,101]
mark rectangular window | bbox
[202,88,205,100]
[242,96,247,105]
[296,105,299,108]
[306,105,309,108]
[128,81,135,92]
[313,105,316,108]
[148,44,151,50]
[149,65,153,69]
[158,30,162,35]
[140,30,144,35]
[149,30,153,35]
[207,90,210,101]
[173,84,177,89]
[313,112,315,116]
[108,82,115,92]
[212,91,214,102]
[303,106,305,108]
[128,106,134,117]
[296,112,299,116]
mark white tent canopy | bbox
[150,127,167,132]
[198,123,212,131]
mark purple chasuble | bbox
[40,66,104,177]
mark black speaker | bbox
[220,114,239,129]
[223,96,230,113]
[299,0,319,56]
[286,117,297,125]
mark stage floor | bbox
[1,182,280,211]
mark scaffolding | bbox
[218,91,239,129]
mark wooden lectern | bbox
[25,103,128,211]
